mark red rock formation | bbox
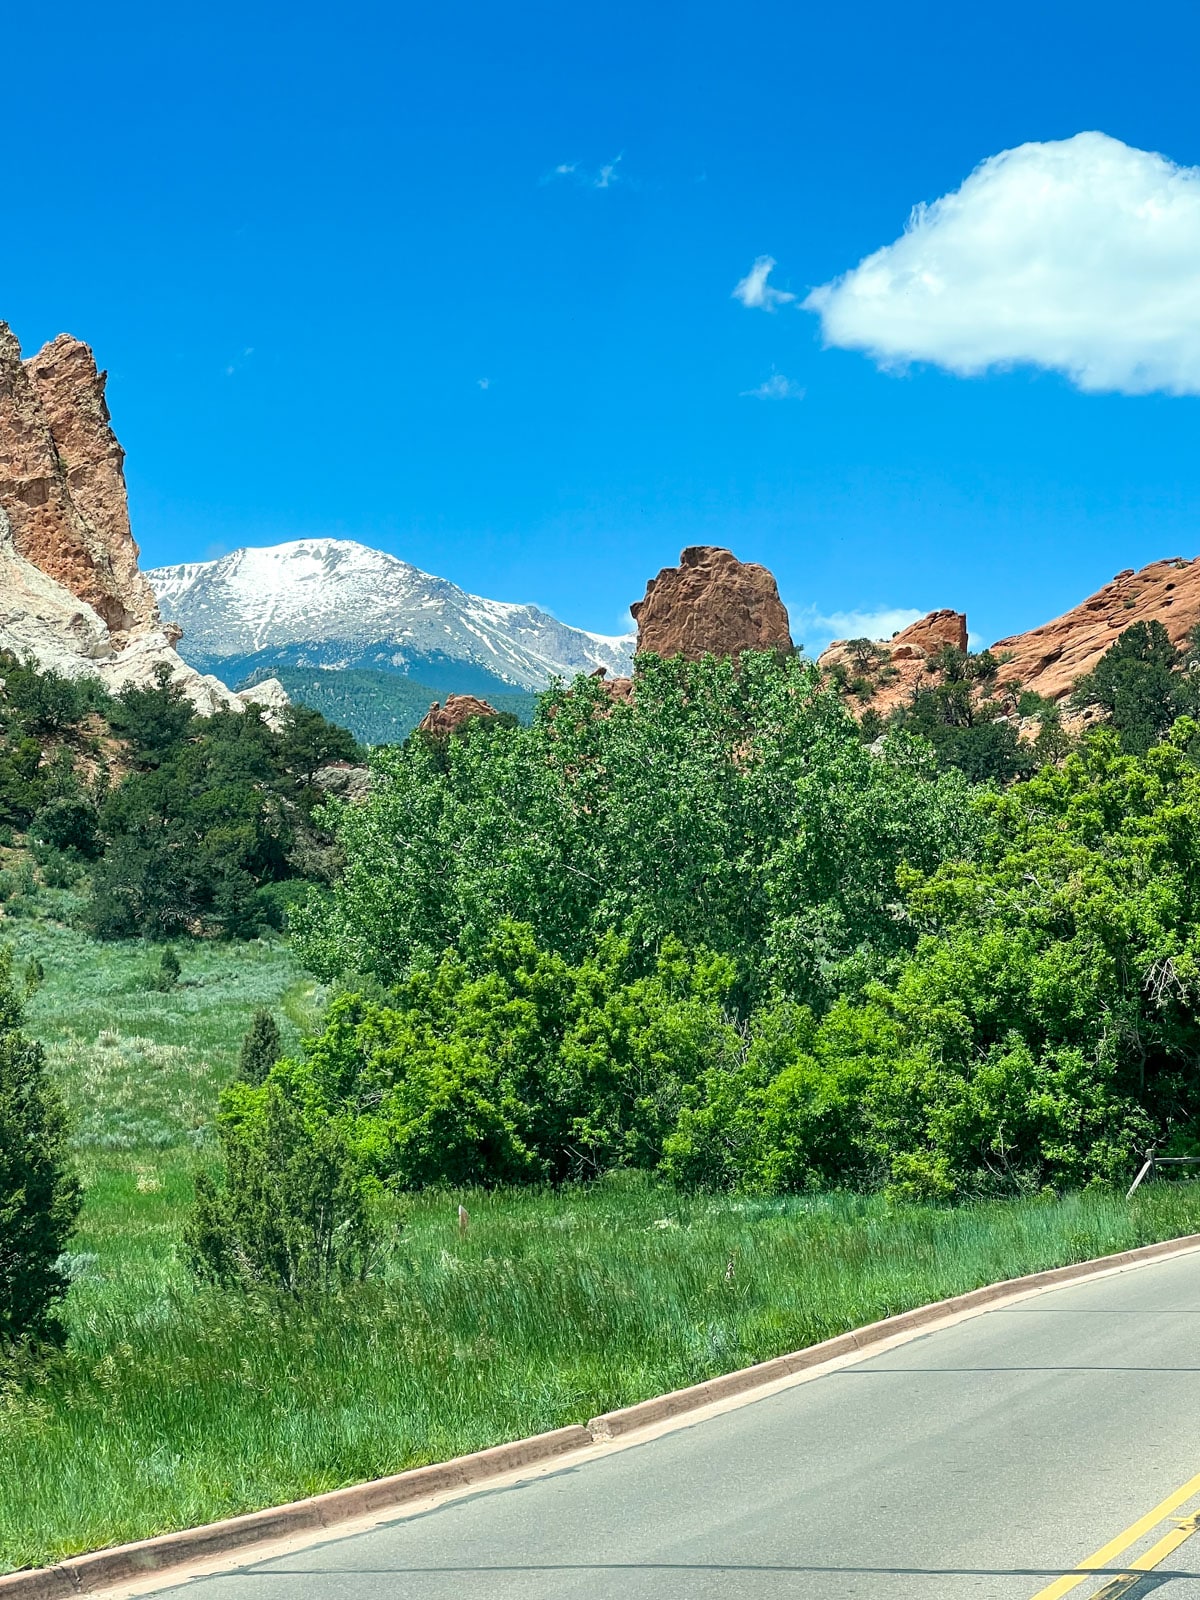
[24,334,157,635]
[588,665,634,704]
[417,693,500,736]
[0,323,157,635]
[888,609,967,661]
[0,320,276,715]
[819,609,969,717]
[819,558,1200,723]
[631,546,793,661]
[992,558,1200,702]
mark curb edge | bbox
[5,1230,1200,1597]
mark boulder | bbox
[887,610,967,661]
[310,761,371,802]
[630,546,793,661]
[238,676,290,730]
[417,693,500,736]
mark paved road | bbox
[149,1250,1200,1600]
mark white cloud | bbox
[732,255,795,311]
[804,132,1200,396]
[792,604,925,655]
[741,373,805,399]
[543,155,624,189]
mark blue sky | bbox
[7,0,1200,652]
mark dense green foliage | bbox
[0,653,362,939]
[295,653,978,1010]
[279,648,1200,1200]
[1071,619,1200,754]
[233,928,740,1189]
[89,674,362,940]
[0,950,81,1348]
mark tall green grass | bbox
[5,1179,1200,1573]
[4,902,1200,1573]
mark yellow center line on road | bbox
[1089,1510,1200,1598]
[1029,1468,1200,1599]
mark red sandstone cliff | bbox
[991,558,1200,701]
[0,321,281,716]
[818,558,1200,719]
[0,325,158,635]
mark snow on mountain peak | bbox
[148,538,636,691]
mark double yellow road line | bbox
[1031,1465,1200,1598]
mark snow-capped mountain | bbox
[148,539,636,693]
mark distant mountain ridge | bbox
[148,539,636,692]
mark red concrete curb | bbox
[0,1427,591,1599]
[585,1231,1200,1438]
[4,1231,1200,1598]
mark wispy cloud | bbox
[732,256,795,311]
[791,604,925,655]
[741,373,805,399]
[543,155,625,190]
[805,131,1200,396]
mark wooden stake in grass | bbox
[458,1205,470,1236]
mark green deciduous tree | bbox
[293,653,981,1011]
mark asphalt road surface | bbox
[147,1249,1200,1599]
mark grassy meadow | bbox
[5,887,1200,1572]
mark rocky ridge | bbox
[818,558,1200,720]
[991,558,1200,699]
[0,322,283,717]
[818,610,968,716]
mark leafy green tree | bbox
[891,647,1034,785]
[31,795,101,859]
[0,738,47,826]
[0,950,81,1347]
[3,661,94,736]
[267,924,739,1187]
[276,705,362,787]
[676,726,1200,1199]
[293,653,981,1010]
